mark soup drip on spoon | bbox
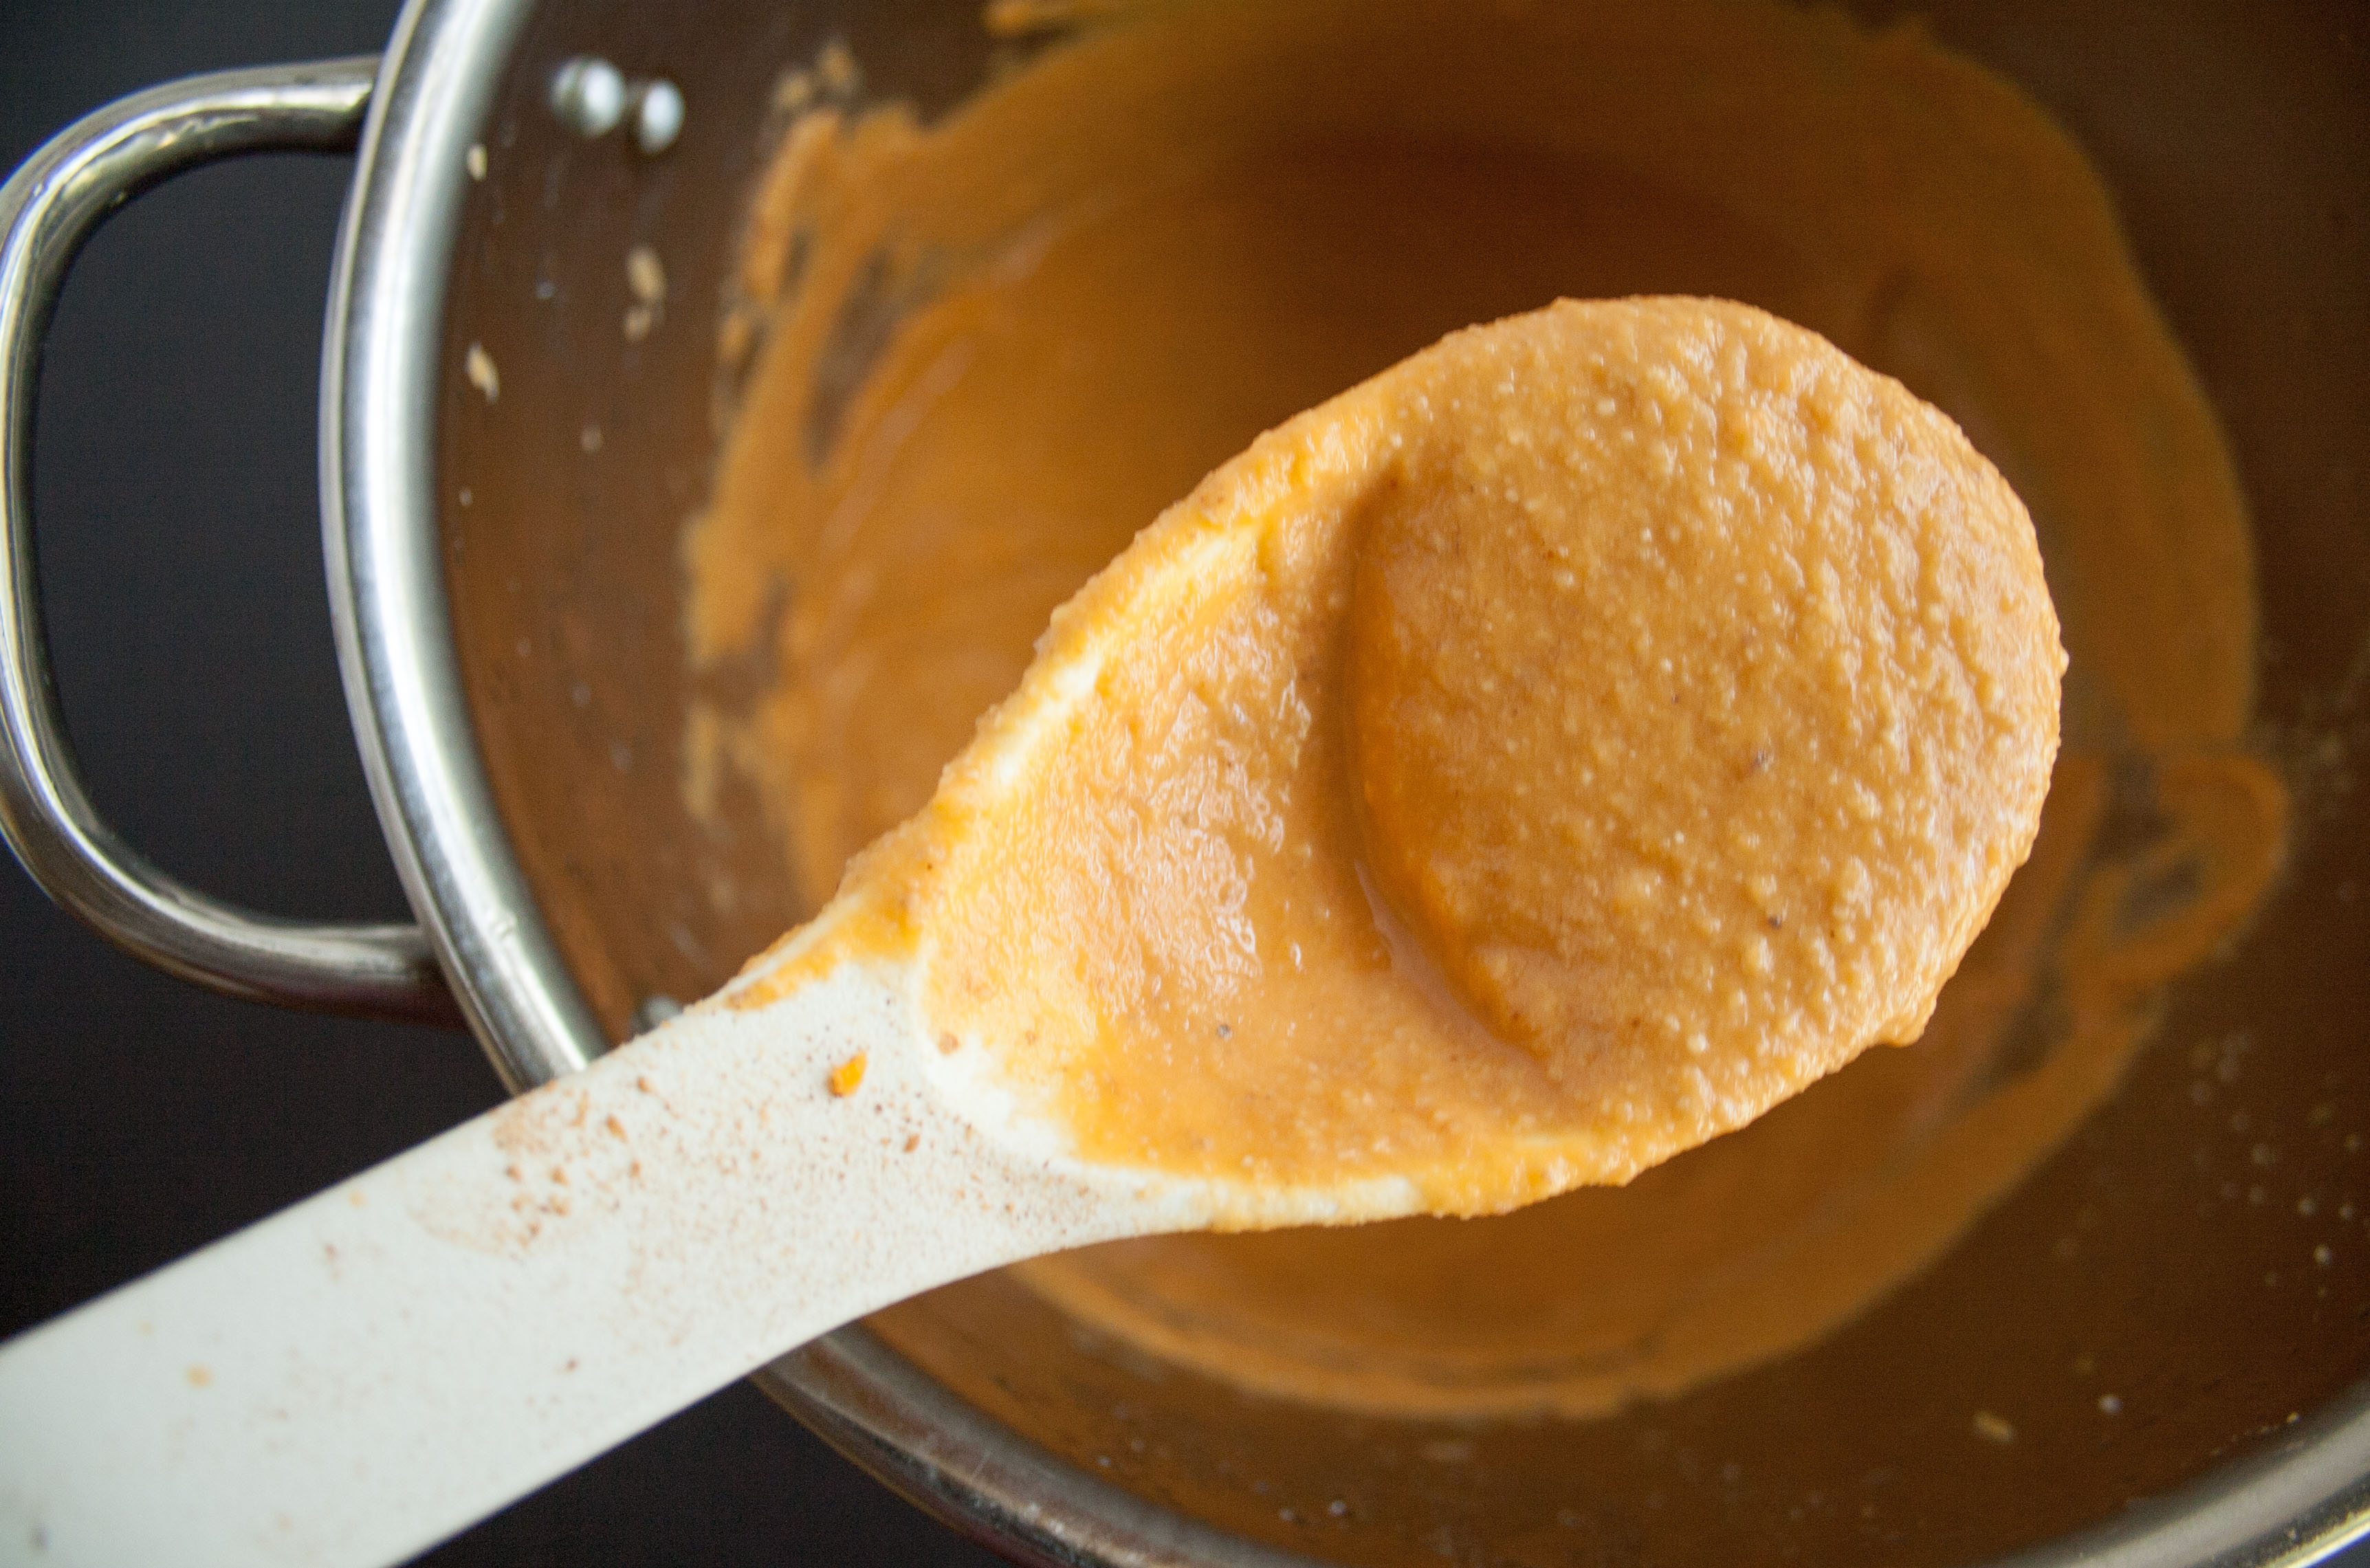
[739,294,2063,1219]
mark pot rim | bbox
[319,1,2370,1563]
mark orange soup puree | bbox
[688,0,2281,1418]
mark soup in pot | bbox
[683,0,2281,1425]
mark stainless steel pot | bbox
[3,1,2366,1564]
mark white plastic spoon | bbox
[0,941,1216,1568]
[0,298,2061,1568]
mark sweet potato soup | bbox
[685,0,2283,1418]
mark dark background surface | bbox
[0,2,1003,1562]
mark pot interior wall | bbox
[433,1,2370,1562]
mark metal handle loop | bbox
[0,58,461,1027]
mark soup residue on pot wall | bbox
[681,0,2286,1420]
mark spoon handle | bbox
[0,961,1152,1568]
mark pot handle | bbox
[0,58,463,1028]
